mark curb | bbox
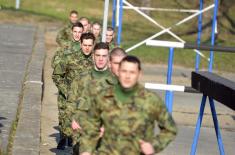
[12,27,45,155]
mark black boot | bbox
[68,137,73,147]
[57,133,66,150]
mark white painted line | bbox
[145,83,185,92]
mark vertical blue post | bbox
[112,0,117,28]
[208,0,219,72]
[208,97,225,155]
[117,0,123,46]
[165,47,174,113]
[195,0,204,71]
[190,95,207,155]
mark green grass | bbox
[0,0,235,72]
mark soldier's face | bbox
[106,30,114,43]
[92,24,101,38]
[69,13,78,24]
[72,27,83,41]
[80,20,89,33]
[93,49,109,70]
[109,55,125,77]
[118,61,141,89]
[81,39,94,55]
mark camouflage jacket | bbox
[67,68,116,121]
[79,83,177,154]
[51,40,81,69]
[56,22,73,47]
[52,51,93,97]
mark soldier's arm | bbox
[51,48,63,69]
[56,26,71,47]
[150,94,177,153]
[79,84,102,154]
[52,59,67,96]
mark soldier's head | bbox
[93,42,109,70]
[106,26,115,44]
[69,10,79,24]
[109,47,127,77]
[72,22,83,41]
[118,55,142,89]
[80,32,95,55]
[91,22,102,39]
[79,17,90,33]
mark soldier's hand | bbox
[99,126,105,138]
[139,139,155,155]
[71,120,81,130]
[80,152,91,155]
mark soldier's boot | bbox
[73,143,80,155]
[57,132,67,150]
[68,136,73,147]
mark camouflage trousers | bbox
[57,93,73,137]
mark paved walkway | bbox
[0,24,36,153]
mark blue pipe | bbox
[208,0,219,72]
[190,95,207,155]
[165,47,174,113]
[195,0,204,71]
[117,0,123,46]
[209,97,225,155]
[112,0,117,29]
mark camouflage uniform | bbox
[67,68,115,148]
[56,22,73,47]
[52,51,93,136]
[78,83,177,154]
[51,41,81,138]
[51,40,81,69]
[108,41,117,52]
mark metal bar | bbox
[123,0,185,43]
[102,0,110,42]
[165,47,174,113]
[117,0,123,45]
[112,0,117,28]
[209,97,225,155]
[195,0,204,71]
[176,4,214,26]
[15,0,20,9]
[126,4,214,53]
[190,95,207,155]
[145,83,199,93]
[208,0,219,72]
[116,0,120,27]
[146,40,235,53]
[122,6,199,13]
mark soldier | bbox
[80,17,90,33]
[51,22,84,69]
[52,32,95,150]
[106,26,117,51]
[68,42,113,154]
[79,55,177,155]
[56,10,79,47]
[91,22,102,42]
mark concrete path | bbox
[0,24,36,153]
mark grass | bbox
[0,0,234,72]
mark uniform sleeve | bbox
[52,58,67,96]
[51,48,63,69]
[56,27,69,46]
[150,94,177,153]
[78,83,102,154]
